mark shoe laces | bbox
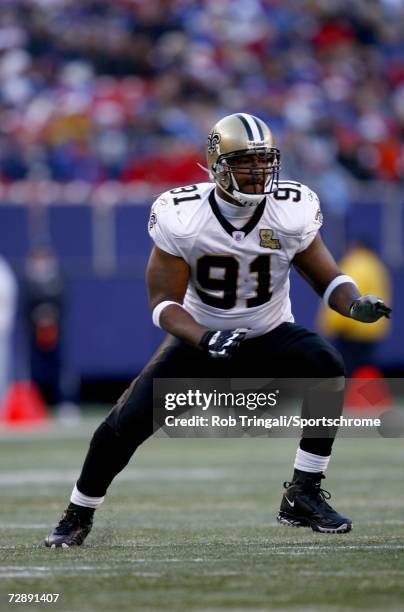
[283,477,332,503]
[311,482,332,503]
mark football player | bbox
[45,113,391,546]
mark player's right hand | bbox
[199,328,249,359]
[349,295,392,323]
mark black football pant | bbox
[77,323,345,497]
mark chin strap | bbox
[229,170,264,206]
[232,189,264,206]
[197,162,213,180]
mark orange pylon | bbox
[345,366,393,411]
[0,381,50,427]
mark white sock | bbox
[294,448,330,473]
[70,483,105,509]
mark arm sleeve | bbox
[296,187,323,253]
[148,196,183,257]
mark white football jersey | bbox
[148,181,322,337]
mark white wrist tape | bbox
[323,275,357,307]
[152,300,181,328]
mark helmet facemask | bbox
[212,148,280,207]
[203,113,281,206]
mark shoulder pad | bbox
[151,183,212,238]
[159,182,212,208]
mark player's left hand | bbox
[349,295,392,323]
[199,328,249,359]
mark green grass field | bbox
[1,414,404,611]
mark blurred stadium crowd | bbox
[0,0,402,396]
[0,0,404,201]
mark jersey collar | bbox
[209,189,266,237]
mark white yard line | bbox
[0,565,158,579]
[0,523,48,529]
[0,419,101,440]
[1,562,404,580]
[0,467,230,486]
[272,544,404,552]
[348,499,404,508]
[364,519,404,525]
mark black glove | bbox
[199,328,249,359]
[349,295,392,323]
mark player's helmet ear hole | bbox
[214,162,226,175]
[214,161,231,188]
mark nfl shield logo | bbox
[232,231,245,242]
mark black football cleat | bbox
[44,504,94,548]
[277,470,352,534]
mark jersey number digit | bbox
[196,255,239,309]
[170,185,201,206]
[247,255,272,307]
[196,254,271,310]
[273,187,301,202]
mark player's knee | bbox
[105,394,153,446]
[89,420,120,451]
[314,374,345,392]
[104,402,121,433]
[310,346,345,378]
